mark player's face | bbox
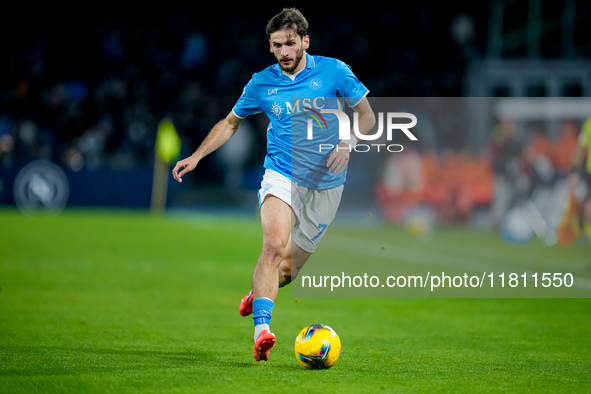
[269,29,309,74]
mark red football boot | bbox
[254,330,276,362]
[239,290,253,316]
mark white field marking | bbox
[322,234,591,291]
[170,214,591,291]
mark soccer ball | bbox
[294,324,341,369]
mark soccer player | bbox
[172,8,376,362]
[568,116,591,243]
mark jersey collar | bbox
[304,53,315,69]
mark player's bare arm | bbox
[172,112,243,183]
[327,97,376,174]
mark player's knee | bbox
[263,235,287,265]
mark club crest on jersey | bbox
[309,78,322,90]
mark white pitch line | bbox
[323,234,591,291]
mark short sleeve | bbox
[232,77,261,119]
[334,60,369,107]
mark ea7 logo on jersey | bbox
[268,89,278,95]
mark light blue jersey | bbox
[232,53,369,189]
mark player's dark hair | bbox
[266,8,309,38]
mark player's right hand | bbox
[172,156,198,183]
[327,143,350,174]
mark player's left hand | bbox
[327,143,350,174]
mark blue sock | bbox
[252,297,274,326]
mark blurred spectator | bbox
[524,123,554,186]
[376,148,493,225]
[217,119,256,193]
[552,120,580,176]
[376,148,423,222]
[489,119,527,227]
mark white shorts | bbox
[258,169,344,253]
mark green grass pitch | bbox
[1,208,590,393]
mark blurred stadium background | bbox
[1,2,590,244]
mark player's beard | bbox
[277,45,305,74]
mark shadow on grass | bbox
[0,344,301,376]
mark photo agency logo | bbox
[295,97,418,152]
